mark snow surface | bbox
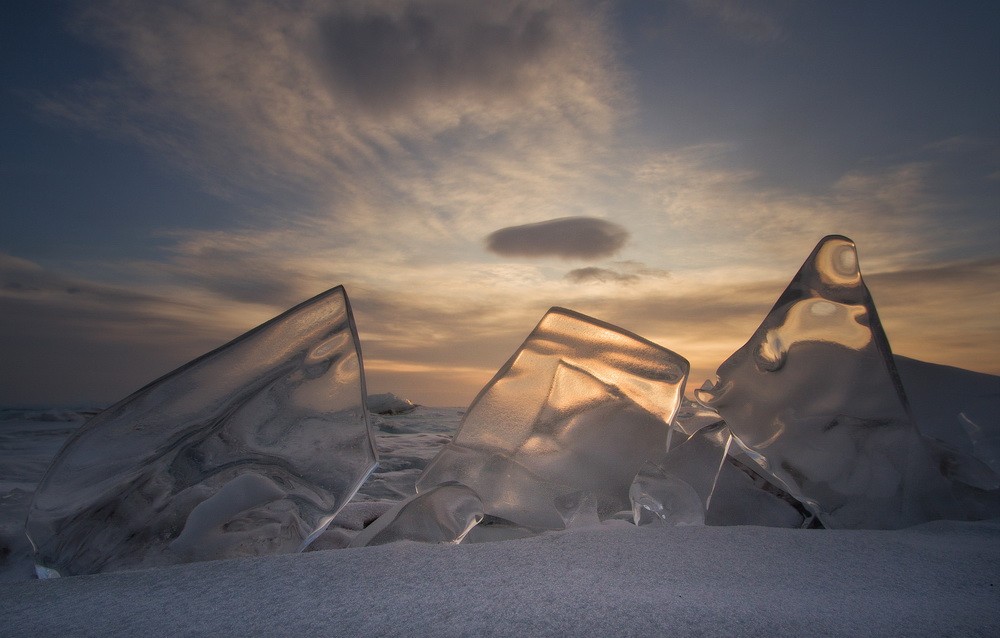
[3,405,1000,635]
[3,519,999,636]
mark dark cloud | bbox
[865,257,1000,289]
[485,217,629,259]
[0,253,157,306]
[0,254,227,405]
[565,267,639,284]
[163,236,316,308]
[171,259,302,307]
[317,2,554,110]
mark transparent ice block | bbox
[696,236,955,528]
[630,422,732,526]
[26,286,377,575]
[416,307,689,530]
[349,483,484,547]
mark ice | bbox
[349,483,484,547]
[630,422,732,526]
[25,285,378,576]
[705,458,809,528]
[696,235,958,529]
[367,392,417,415]
[672,394,726,436]
[415,307,689,530]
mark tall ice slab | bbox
[696,235,956,528]
[26,285,377,576]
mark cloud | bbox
[158,230,323,307]
[564,261,669,284]
[0,253,248,405]
[565,267,639,284]
[317,2,555,111]
[49,0,626,219]
[485,217,629,259]
[16,1,998,409]
[0,253,158,308]
[865,258,1000,373]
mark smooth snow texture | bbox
[3,520,999,637]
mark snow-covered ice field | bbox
[2,405,999,637]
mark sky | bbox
[1,0,998,407]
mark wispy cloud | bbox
[316,3,556,112]
[46,0,626,216]
[11,1,997,407]
[565,267,639,284]
[564,260,669,284]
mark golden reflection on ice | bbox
[702,235,953,529]
[418,307,689,529]
[815,235,861,286]
[757,298,871,370]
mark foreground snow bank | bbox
[4,519,999,637]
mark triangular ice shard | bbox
[26,286,377,576]
[696,235,955,529]
[415,307,688,530]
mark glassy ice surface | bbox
[631,422,731,526]
[416,307,688,530]
[673,395,726,437]
[705,458,808,528]
[696,235,956,529]
[25,286,377,576]
[349,483,484,547]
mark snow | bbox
[2,404,1000,635]
[3,520,998,636]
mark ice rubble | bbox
[22,236,1000,569]
[630,422,732,526]
[354,235,998,544]
[25,286,377,576]
[367,393,417,415]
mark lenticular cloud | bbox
[485,217,629,259]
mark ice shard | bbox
[348,483,484,547]
[696,235,956,528]
[630,422,731,526]
[25,286,377,576]
[415,307,689,530]
[704,458,809,528]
